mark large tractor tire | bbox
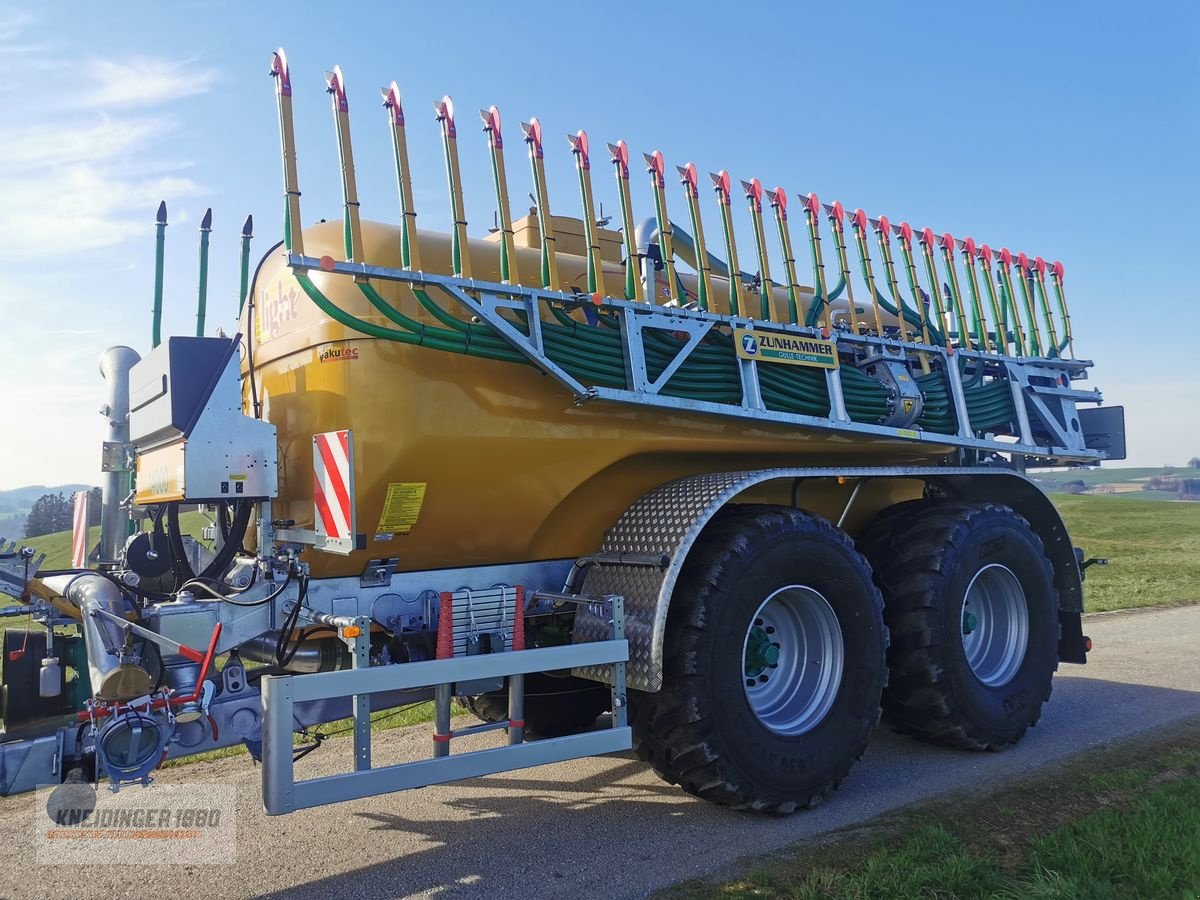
[459,673,610,740]
[631,505,888,814]
[860,501,1059,750]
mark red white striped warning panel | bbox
[71,491,89,568]
[312,429,356,555]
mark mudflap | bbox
[1058,610,1088,665]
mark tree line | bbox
[23,488,102,538]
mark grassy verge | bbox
[1049,494,1200,612]
[664,723,1200,899]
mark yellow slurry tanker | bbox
[0,49,1122,815]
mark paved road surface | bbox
[3,604,1198,900]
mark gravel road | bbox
[2,603,1197,900]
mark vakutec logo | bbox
[319,345,360,363]
[741,334,759,356]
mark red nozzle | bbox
[959,236,977,258]
[481,105,502,148]
[895,221,914,247]
[804,192,821,219]
[522,117,544,158]
[1017,251,1030,271]
[852,208,869,232]
[1052,260,1064,282]
[1033,255,1047,276]
[326,65,348,112]
[270,48,291,97]
[919,226,936,247]
[383,81,405,126]
[569,129,590,169]
[875,214,891,235]
[435,95,456,138]
[744,177,764,211]
[711,170,732,203]
[826,200,845,224]
[977,243,993,265]
[939,232,955,254]
[680,162,700,197]
[646,149,666,186]
[770,186,787,214]
[998,247,1013,266]
[609,140,630,178]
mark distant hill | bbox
[1029,466,1200,501]
[0,484,93,516]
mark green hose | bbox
[295,262,1020,440]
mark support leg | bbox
[507,673,525,745]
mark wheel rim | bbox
[960,564,1029,687]
[742,585,844,736]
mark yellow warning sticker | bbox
[376,482,427,535]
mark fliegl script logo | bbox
[256,281,299,343]
[318,344,360,364]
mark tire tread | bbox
[859,500,1057,751]
[632,505,886,814]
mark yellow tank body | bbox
[244,218,949,580]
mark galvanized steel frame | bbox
[288,254,1105,462]
[261,632,630,814]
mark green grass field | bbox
[1049,494,1200,612]
[669,726,1200,899]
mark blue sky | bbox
[1,1,1196,488]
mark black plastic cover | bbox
[1079,405,1126,461]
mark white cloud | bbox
[0,10,33,41]
[0,117,161,169]
[0,174,201,257]
[87,57,217,108]
[0,126,203,259]
[0,16,213,264]
[0,13,220,486]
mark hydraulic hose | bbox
[165,499,252,585]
